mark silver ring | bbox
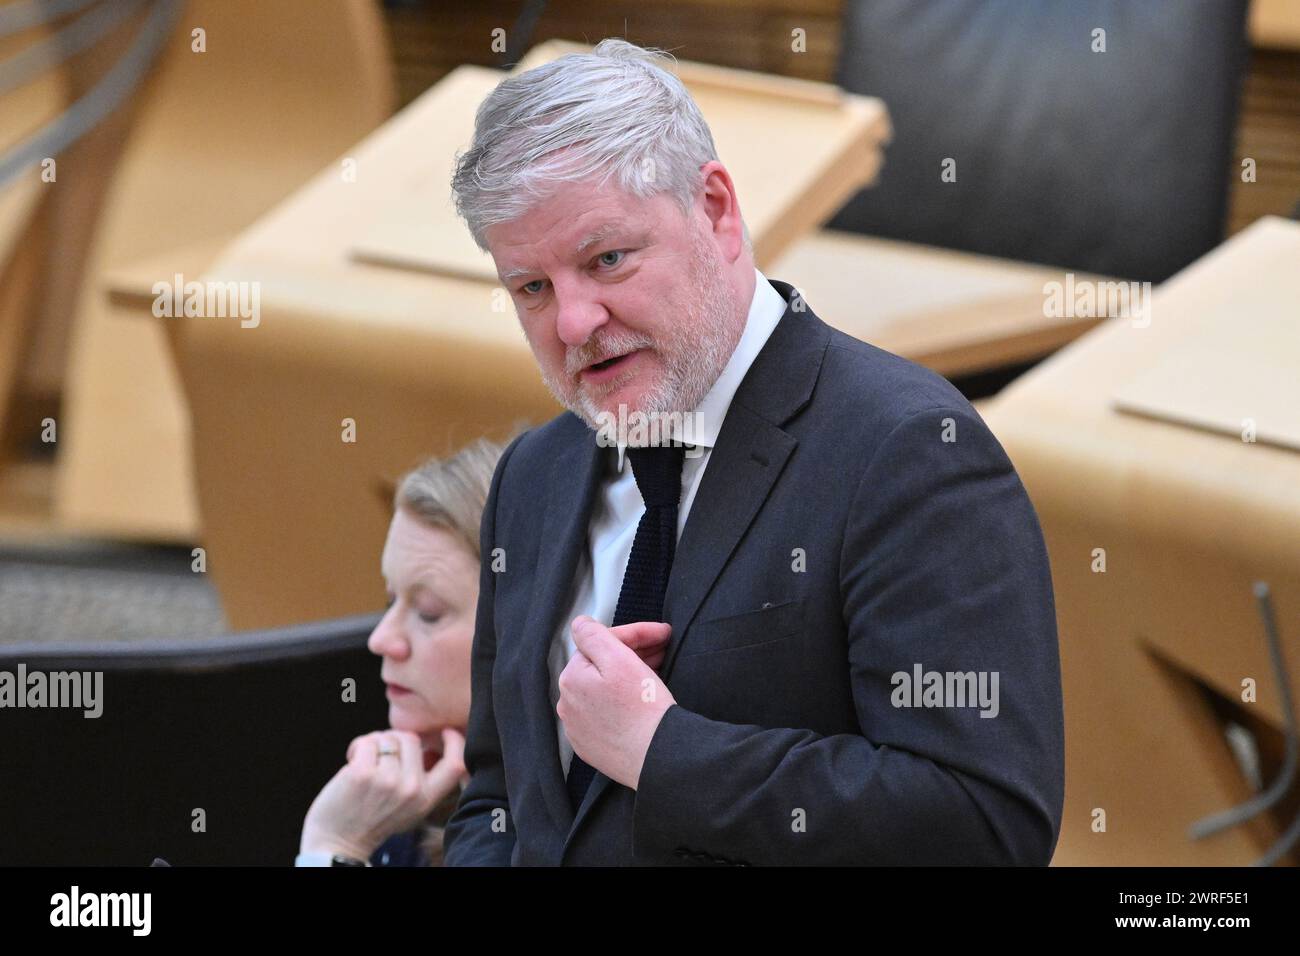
[377,744,399,757]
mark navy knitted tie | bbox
[566,443,687,811]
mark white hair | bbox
[451,38,748,251]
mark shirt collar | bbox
[610,267,788,472]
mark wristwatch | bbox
[294,851,370,867]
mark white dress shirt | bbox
[548,268,789,776]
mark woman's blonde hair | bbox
[393,436,507,562]
[389,432,517,865]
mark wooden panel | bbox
[1228,49,1300,236]
[382,0,842,108]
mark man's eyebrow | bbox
[500,265,535,284]
[574,222,625,255]
[499,223,638,284]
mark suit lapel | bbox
[521,417,604,841]
[665,280,830,675]
[660,409,797,679]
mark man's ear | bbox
[696,160,746,263]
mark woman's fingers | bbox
[373,732,406,785]
[345,733,366,762]
[422,728,467,804]
[303,726,469,859]
[348,732,380,767]
[440,727,466,772]
[394,731,425,795]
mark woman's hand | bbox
[300,727,467,861]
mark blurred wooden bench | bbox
[50,0,394,542]
[982,216,1300,866]
[770,230,1109,378]
[0,17,67,481]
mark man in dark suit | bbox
[443,38,1063,865]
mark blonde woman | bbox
[297,437,505,867]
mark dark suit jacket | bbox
[444,277,1065,866]
[368,790,457,866]
[371,830,426,867]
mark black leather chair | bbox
[0,613,387,865]
[831,0,1251,282]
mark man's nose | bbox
[553,280,608,348]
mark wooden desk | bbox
[981,216,1300,865]
[770,230,1110,377]
[1251,0,1300,50]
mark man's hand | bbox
[557,616,676,790]
[609,620,672,671]
[300,727,467,860]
